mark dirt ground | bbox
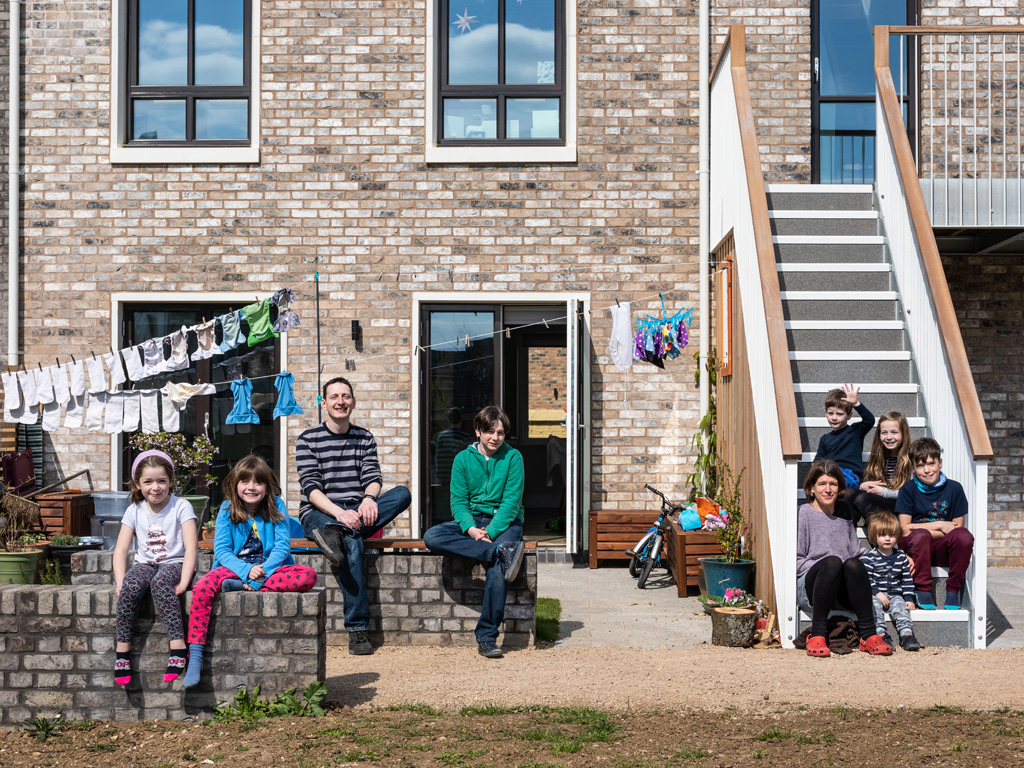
[6,645,1024,767]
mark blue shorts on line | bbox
[842,468,860,489]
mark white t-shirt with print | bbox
[120,495,197,566]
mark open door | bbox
[565,298,589,554]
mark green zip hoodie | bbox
[449,442,525,539]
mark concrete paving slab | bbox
[986,567,1024,649]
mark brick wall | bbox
[73,548,537,647]
[0,2,10,358]
[0,584,326,724]
[944,252,1024,566]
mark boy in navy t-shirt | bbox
[813,384,875,489]
[895,437,974,610]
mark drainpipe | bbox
[7,0,20,367]
[698,0,709,465]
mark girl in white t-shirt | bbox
[112,450,198,685]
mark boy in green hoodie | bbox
[423,405,526,658]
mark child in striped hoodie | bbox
[860,512,921,651]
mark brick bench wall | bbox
[72,548,538,648]
[0,585,325,725]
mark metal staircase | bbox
[768,183,971,647]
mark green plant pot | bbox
[699,557,755,599]
[183,495,210,522]
[0,548,44,585]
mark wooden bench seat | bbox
[199,538,539,552]
[588,510,657,568]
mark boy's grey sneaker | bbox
[312,527,344,566]
[899,633,922,652]
[348,630,373,656]
[495,540,526,583]
[477,641,504,658]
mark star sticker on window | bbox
[452,8,477,34]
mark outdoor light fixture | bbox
[352,320,363,351]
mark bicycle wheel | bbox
[637,534,663,589]
[637,556,655,588]
[628,552,642,578]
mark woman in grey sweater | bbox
[797,460,893,658]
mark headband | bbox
[131,450,174,478]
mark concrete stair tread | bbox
[793,382,918,392]
[790,351,910,360]
[767,184,874,193]
[798,416,925,427]
[781,290,897,300]
[774,235,883,245]
[777,263,889,271]
[787,320,904,330]
[770,210,878,219]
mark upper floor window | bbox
[127,0,251,146]
[437,0,566,147]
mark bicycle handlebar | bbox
[644,484,666,501]
[645,484,683,513]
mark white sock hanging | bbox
[18,405,38,425]
[85,392,105,432]
[140,390,160,433]
[121,346,145,382]
[608,302,635,373]
[160,391,180,432]
[104,351,127,388]
[17,369,39,408]
[1,370,21,411]
[42,400,62,432]
[104,392,124,434]
[86,356,107,394]
[122,390,141,432]
[34,366,55,405]
[67,360,86,397]
[64,394,84,429]
[51,364,71,405]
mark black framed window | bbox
[127,0,251,146]
[438,0,565,146]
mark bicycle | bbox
[625,484,684,589]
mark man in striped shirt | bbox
[297,376,411,655]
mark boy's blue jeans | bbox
[300,486,412,632]
[422,515,524,644]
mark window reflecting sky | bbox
[138,0,244,86]
[196,0,245,85]
[506,0,555,84]
[448,0,556,85]
[133,100,186,140]
[196,99,248,139]
[819,0,906,96]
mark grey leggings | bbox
[115,561,184,643]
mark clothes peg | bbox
[55,358,61,368]
[70,353,76,364]
[615,298,621,307]
[37,362,42,371]
[464,334,471,348]
[505,328,511,339]
[542,318,549,329]
[91,350,97,360]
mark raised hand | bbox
[841,383,860,408]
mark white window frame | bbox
[109,291,290,504]
[425,1,578,164]
[109,0,262,165]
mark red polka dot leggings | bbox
[186,564,318,645]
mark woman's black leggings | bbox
[805,555,875,640]
[843,490,897,528]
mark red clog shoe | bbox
[806,635,830,657]
[859,634,893,656]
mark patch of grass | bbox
[460,704,522,716]
[437,747,489,766]
[750,747,768,759]
[796,731,836,745]
[406,743,430,752]
[829,705,854,721]
[755,727,795,741]
[455,727,483,741]
[929,705,966,714]
[548,707,619,742]
[536,597,562,643]
[513,763,565,768]
[674,747,713,761]
[235,746,249,752]
[213,682,328,725]
[314,725,357,738]
[64,719,96,732]
[385,703,442,716]
[950,739,968,752]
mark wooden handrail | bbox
[874,25,994,461]
[725,26,802,461]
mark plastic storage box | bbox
[90,491,130,518]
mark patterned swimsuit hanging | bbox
[632,293,693,369]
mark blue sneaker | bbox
[944,589,961,610]
[916,590,936,610]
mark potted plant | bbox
[201,520,216,541]
[129,432,218,519]
[696,587,761,615]
[47,534,103,583]
[0,488,45,584]
[697,461,756,598]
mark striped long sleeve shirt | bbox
[296,423,383,522]
[859,547,916,603]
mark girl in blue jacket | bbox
[182,455,317,688]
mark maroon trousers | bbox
[899,526,974,592]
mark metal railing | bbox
[819,131,876,185]
[891,26,1024,226]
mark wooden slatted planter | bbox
[662,521,721,597]
[36,490,93,536]
[587,510,656,568]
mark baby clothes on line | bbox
[242,299,280,348]
[141,339,166,379]
[1,369,20,412]
[608,302,634,373]
[85,392,105,432]
[163,381,216,408]
[271,288,301,333]
[273,371,304,419]
[67,359,86,397]
[64,394,84,429]
[191,320,220,361]
[104,392,124,434]
[140,390,160,433]
[161,391,180,432]
[17,369,39,408]
[219,310,246,353]
[52,364,71,406]
[122,390,141,433]
[121,346,145,382]
[85,355,107,393]
[164,329,189,372]
[34,366,55,405]
[104,351,127,388]
[225,378,261,425]
[18,404,39,425]
[42,400,62,432]
[632,307,693,369]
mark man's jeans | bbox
[301,486,412,631]
[422,515,524,643]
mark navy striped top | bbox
[860,548,916,603]
[296,422,383,521]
